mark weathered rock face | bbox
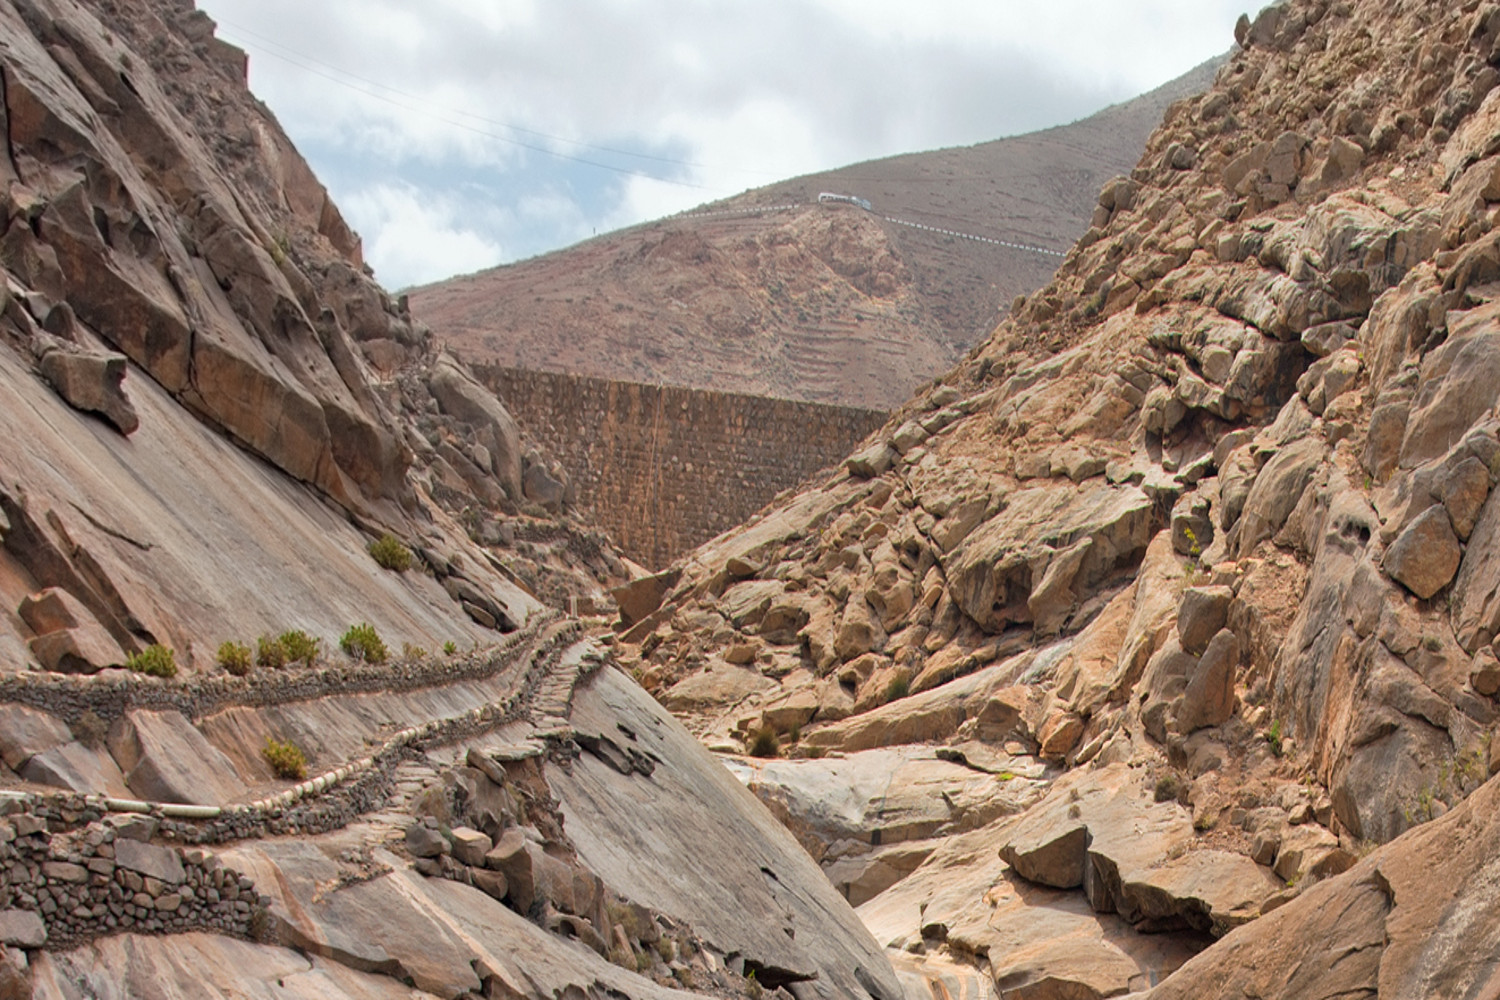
[0,0,640,673]
[1143,771,1500,1000]
[596,1,1500,998]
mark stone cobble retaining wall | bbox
[1,622,590,847]
[0,803,267,952]
[478,365,887,568]
[0,623,599,958]
[0,613,559,730]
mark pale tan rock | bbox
[1383,506,1462,600]
[1147,772,1500,1000]
[1271,824,1340,883]
[760,684,820,734]
[109,710,247,806]
[449,827,492,867]
[0,704,72,770]
[660,662,775,713]
[823,841,937,907]
[834,596,882,662]
[1038,713,1084,760]
[1175,629,1240,733]
[944,484,1153,632]
[1177,585,1234,656]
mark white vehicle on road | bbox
[817,192,872,211]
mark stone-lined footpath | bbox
[0,613,560,731]
[0,619,602,960]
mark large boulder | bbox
[427,355,523,500]
[1382,506,1462,600]
[610,568,681,627]
[108,710,247,806]
[36,346,139,435]
[0,704,72,770]
[1177,586,1233,656]
[944,484,1153,632]
[18,587,125,673]
[20,742,132,798]
[1175,629,1240,733]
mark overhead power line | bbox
[216,22,725,191]
[216,17,786,187]
[213,18,1071,259]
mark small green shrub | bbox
[442,641,458,656]
[403,643,428,660]
[748,728,779,758]
[368,533,413,572]
[74,709,108,749]
[1268,718,1285,757]
[885,674,910,702]
[278,630,320,667]
[341,622,389,664]
[1154,772,1185,804]
[262,737,307,780]
[125,644,176,679]
[218,640,252,676]
[256,634,288,670]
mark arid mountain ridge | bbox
[412,59,1219,411]
[2,1,1500,1000]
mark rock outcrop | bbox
[605,0,1500,996]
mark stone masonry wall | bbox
[477,366,888,568]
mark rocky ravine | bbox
[6,1,1500,1000]
[613,0,1500,996]
[0,0,898,998]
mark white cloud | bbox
[197,0,1250,286]
[339,183,505,289]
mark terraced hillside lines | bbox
[412,59,1220,411]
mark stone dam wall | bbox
[477,366,889,568]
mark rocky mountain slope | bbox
[6,0,1500,999]
[0,1,901,998]
[410,63,1218,411]
[611,0,1500,996]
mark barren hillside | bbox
[411,61,1218,411]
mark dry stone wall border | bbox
[0,621,590,847]
[0,613,561,730]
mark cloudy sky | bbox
[196,0,1247,291]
